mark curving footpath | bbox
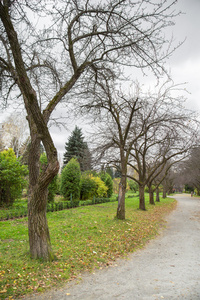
[24,194,200,300]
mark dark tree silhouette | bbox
[63,126,92,171]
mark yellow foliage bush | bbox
[90,175,108,198]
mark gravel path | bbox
[23,194,200,300]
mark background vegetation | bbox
[0,149,28,207]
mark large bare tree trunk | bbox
[28,134,58,260]
[28,163,58,260]
[139,185,146,210]
[27,124,58,260]
[28,189,53,260]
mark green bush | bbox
[80,199,93,206]
[0,148,28,207]
[127,179,138,192]
[46,199,80,212]
[94,197,110,204]
[99,171,113,197]
[80,173,97,200]
[91,175,108,198]
[80,173,108,199]
[60,158,81,200]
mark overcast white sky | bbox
[168,0,200,110]
[1,0,200,158]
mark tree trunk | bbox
[163,186,167,198]
[149,187,155,205]
[139,185,146,210]
[27,125,58,260]
[156,188,160,202]
[116,152,127,220]
[28,189,54,260]
[27,120,59,261]
[117,177,126,220]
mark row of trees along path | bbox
[86,79,198,217]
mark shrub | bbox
[80,173,108,199]
[0,148,28,207]
[80,199,93,206]
[127,179,138,192]
[91,175,108,198]
[94,197,110,204]
[60,158,81,200]
[80,173,96,200]
[99,171,113,197]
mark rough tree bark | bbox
[27,123,58,260]
[117,176,127,220]
[27,117,59,260]
[163,187,167,199]
[139,184,146,210]
[117,153,127,219]
[149,186,155,205]
[28,187,53,260]
[156,188,160,202]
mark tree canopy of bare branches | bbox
[89,80,199,215]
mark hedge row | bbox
[0,196,118,221]
[45,196,117,212]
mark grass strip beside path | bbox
[0,194,176,299]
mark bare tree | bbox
[87,81,145,219]
[127,86,199,210]
[90,81,199,214]
[0,0,180,259]
[147,158,182,204]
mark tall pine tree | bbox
[63,126,92,172]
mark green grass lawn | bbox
[0,193,176,299]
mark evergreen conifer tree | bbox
[63,126,92,171]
